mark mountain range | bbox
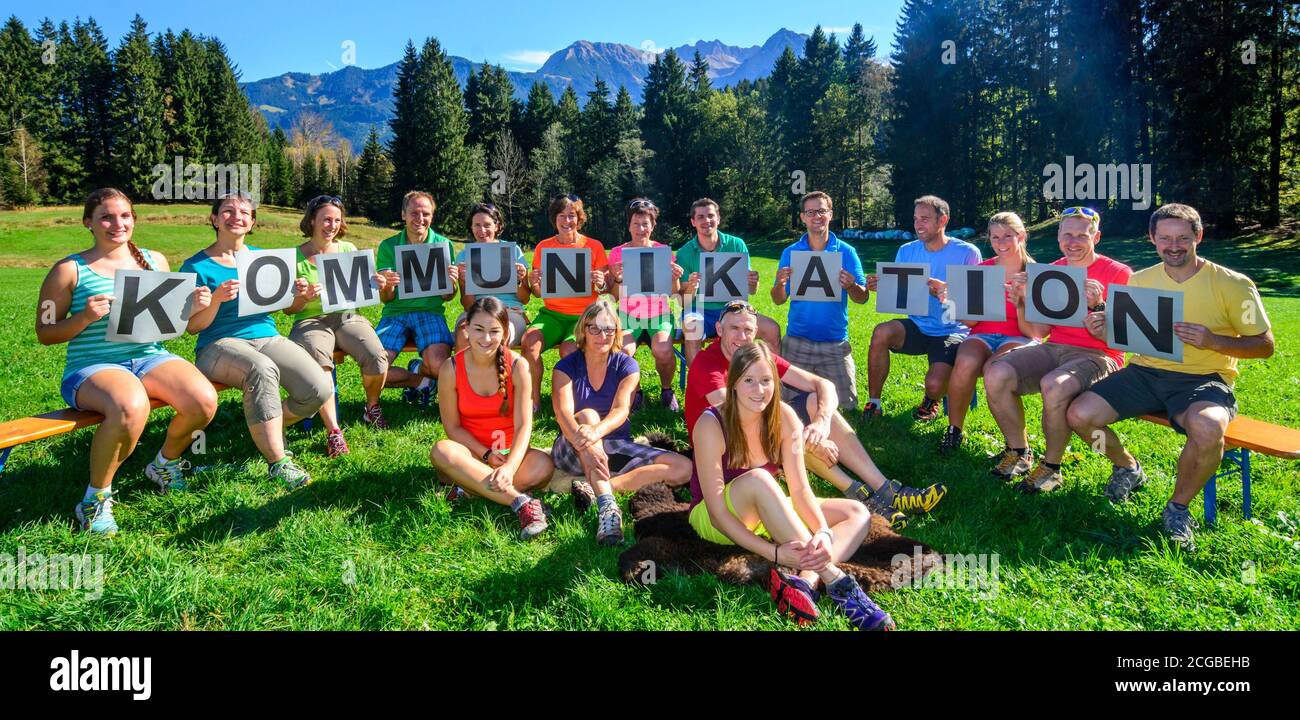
[240,29,810,148]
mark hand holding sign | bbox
[82,293,114,321]
[193,285,213,313]
[1024,263,1087,327]
[789,251,842,303]
[1106,285,1184,362]
[107,269,198,343]
[315,249,380,313]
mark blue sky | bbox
[10,0,905,80]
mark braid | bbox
[496,347,510,416]
[127,241,152,270]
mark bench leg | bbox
[942,394,978,417]
[0,446,10,477]
[1241,448,1252,521]
[674,345,687,391]
[333,366,340,420]
[1204,475,1217,527]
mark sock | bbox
[1010,447,1028,456]
[1167,500,1189,513]
[596,493,616,513]
[416,376,433,390]
[154,449,177,466]
[1044,462,1061,472]
[510,494,532,512]
[827,573,856,597]
[84,484,109,501]
[867,398,882,408]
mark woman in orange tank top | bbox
[430,297,555,540]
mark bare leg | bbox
[1039,370,1083,464]
[75,370,151,489]
[609,451,693,493]
[947,340,991,430]
[1170,403,1231,506]
[1066,391,1134,467]
[140,359,218,460]
[520,328,545,408]
[867,320,905,401]
[984,359,1028,449]
[650,331,675,390]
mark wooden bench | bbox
[1140,413,1300,525]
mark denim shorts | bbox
[60,352,183,409]
[969,333,1035,353]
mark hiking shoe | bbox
[269,455,312,491]
[890,480,947,515]
[325,429,350,458]
[938,425,963,454]
[1017,463,1064,494]
[362,403,389,429]
[75,490,118,536]
[1162,503,1198,551]
[912,397,941,422]
[1104,462,1147,503]
[768,568,820,627]
[991,447,1034,480]
[596,503,625,546]
[659,389,680,413]
[516,498,549,541]
[402,359,423,404]
[146,456,191,493]
[861,401,884,419]
[827,574,895,631]
[571,478,596,514]
[857,489,909,531]
[445,485,467,502]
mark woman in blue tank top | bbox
[35,188,218,536]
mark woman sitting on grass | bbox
[690,341,895,631]
[551,299,693,546]
[35,188,218,535]
[932,211,1041,454]
[181,192,331,490]
[285,195,391,458]
[430,297,556,540]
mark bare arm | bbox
[776,364,836,432]
[694,412,780,559]
[35,260,96,346]
[437,359,490,459]
[779,403,829,533]
[503,357,533,474]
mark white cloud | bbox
[502,50,553,68]
[817,26,855,35]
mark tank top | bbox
[688,406,782,508]
[63,250,167,380]
[453,347,516,449]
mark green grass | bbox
[1,204,1297,630]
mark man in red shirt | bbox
[685,301,946,528]
[984,207,1133,493]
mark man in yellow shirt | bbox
[1067,204,1274,550]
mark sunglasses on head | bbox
[721,301,757,317]
[554,194,581,203]
[627,199,657,211]
[1062,206,1099,220]
[308,195,343,211]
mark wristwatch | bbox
[481,448,493,463]
[1088,301,1106,312]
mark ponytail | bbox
[126,241,152,270]
[496,346,510,416]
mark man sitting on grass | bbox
[684,301,947,529]
[1067,204,1273,550]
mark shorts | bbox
[454,307,528,347]
[787,391,814,426]
[289,312,389,375]
[1088,364,1237,434]
[700,307,725,339]
[893,318,964,366]
[527,306,582,350]
[376,311,453,353]
[689,483,796,545]
[620,310,675,344]
[968,333,1035,354]
[992,342,1118,396]
[61,352,184,409]
[779,335,857,409]
[551,434,669,477]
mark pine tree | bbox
[465,63,515,157]
[641,49,693,227]
[354,125,394,221]
[202,37,263,168]
[529,122,571,237]
[387,42,420,210]
[110,15,166,199]
[158,30,210,166]
[688,50,711,96]
[515,80,556,156]
[264,127,294,206]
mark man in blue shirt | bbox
[864,195,981,421]
[772,191,869,409]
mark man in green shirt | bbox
[677,198,781,363]
[375,191,460,404]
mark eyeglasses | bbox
[1062,206,1099,220]
[721,301,758,317]
[585,323,618,336]
[802,208,832,217]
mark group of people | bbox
[34,184,1273,631]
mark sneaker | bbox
[861,401,884,419]
[1017,463,1064,494]
[269,456,313,491]
[860,490,909,531]
[938,425,963,454]
[912,397,941,422]
[362,403,388,429]
[402,359,423,404]
[325,429,350,458]
[146,456,191,493]
[418,385,435,407]
[596,503,625,546]
[516,498,549,541]
[1104,462,1147,503]
[890,480,948,515]
[1162,503,1198,551]
[631,388,644,412]
[571,478,596,514]
[768,568,820,627]
[991,447,1034,480]
[445,485,467,502]
[659,389,680,413]
[827,575,895,631]
[75,490,118,536]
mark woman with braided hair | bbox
[430,297,555,540]
[35,188,218,535]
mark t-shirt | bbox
[554,350,639,439]
[532,235,608,317]
[291,240,359,322]
[1128,260,1270,384]
[777,232,867,342]
[894,237,982,336]
[181,246,279,351]
[969,258,1024,337]
[684,341,793,436]
[677,231,749,312]
[376,229,454,317]
[1045,254,1133,364]
[454,241,529,310]
[608,241,675,319]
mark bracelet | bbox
[814,527,834,543]
[481,448,493,463]
[773,545,780,566]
